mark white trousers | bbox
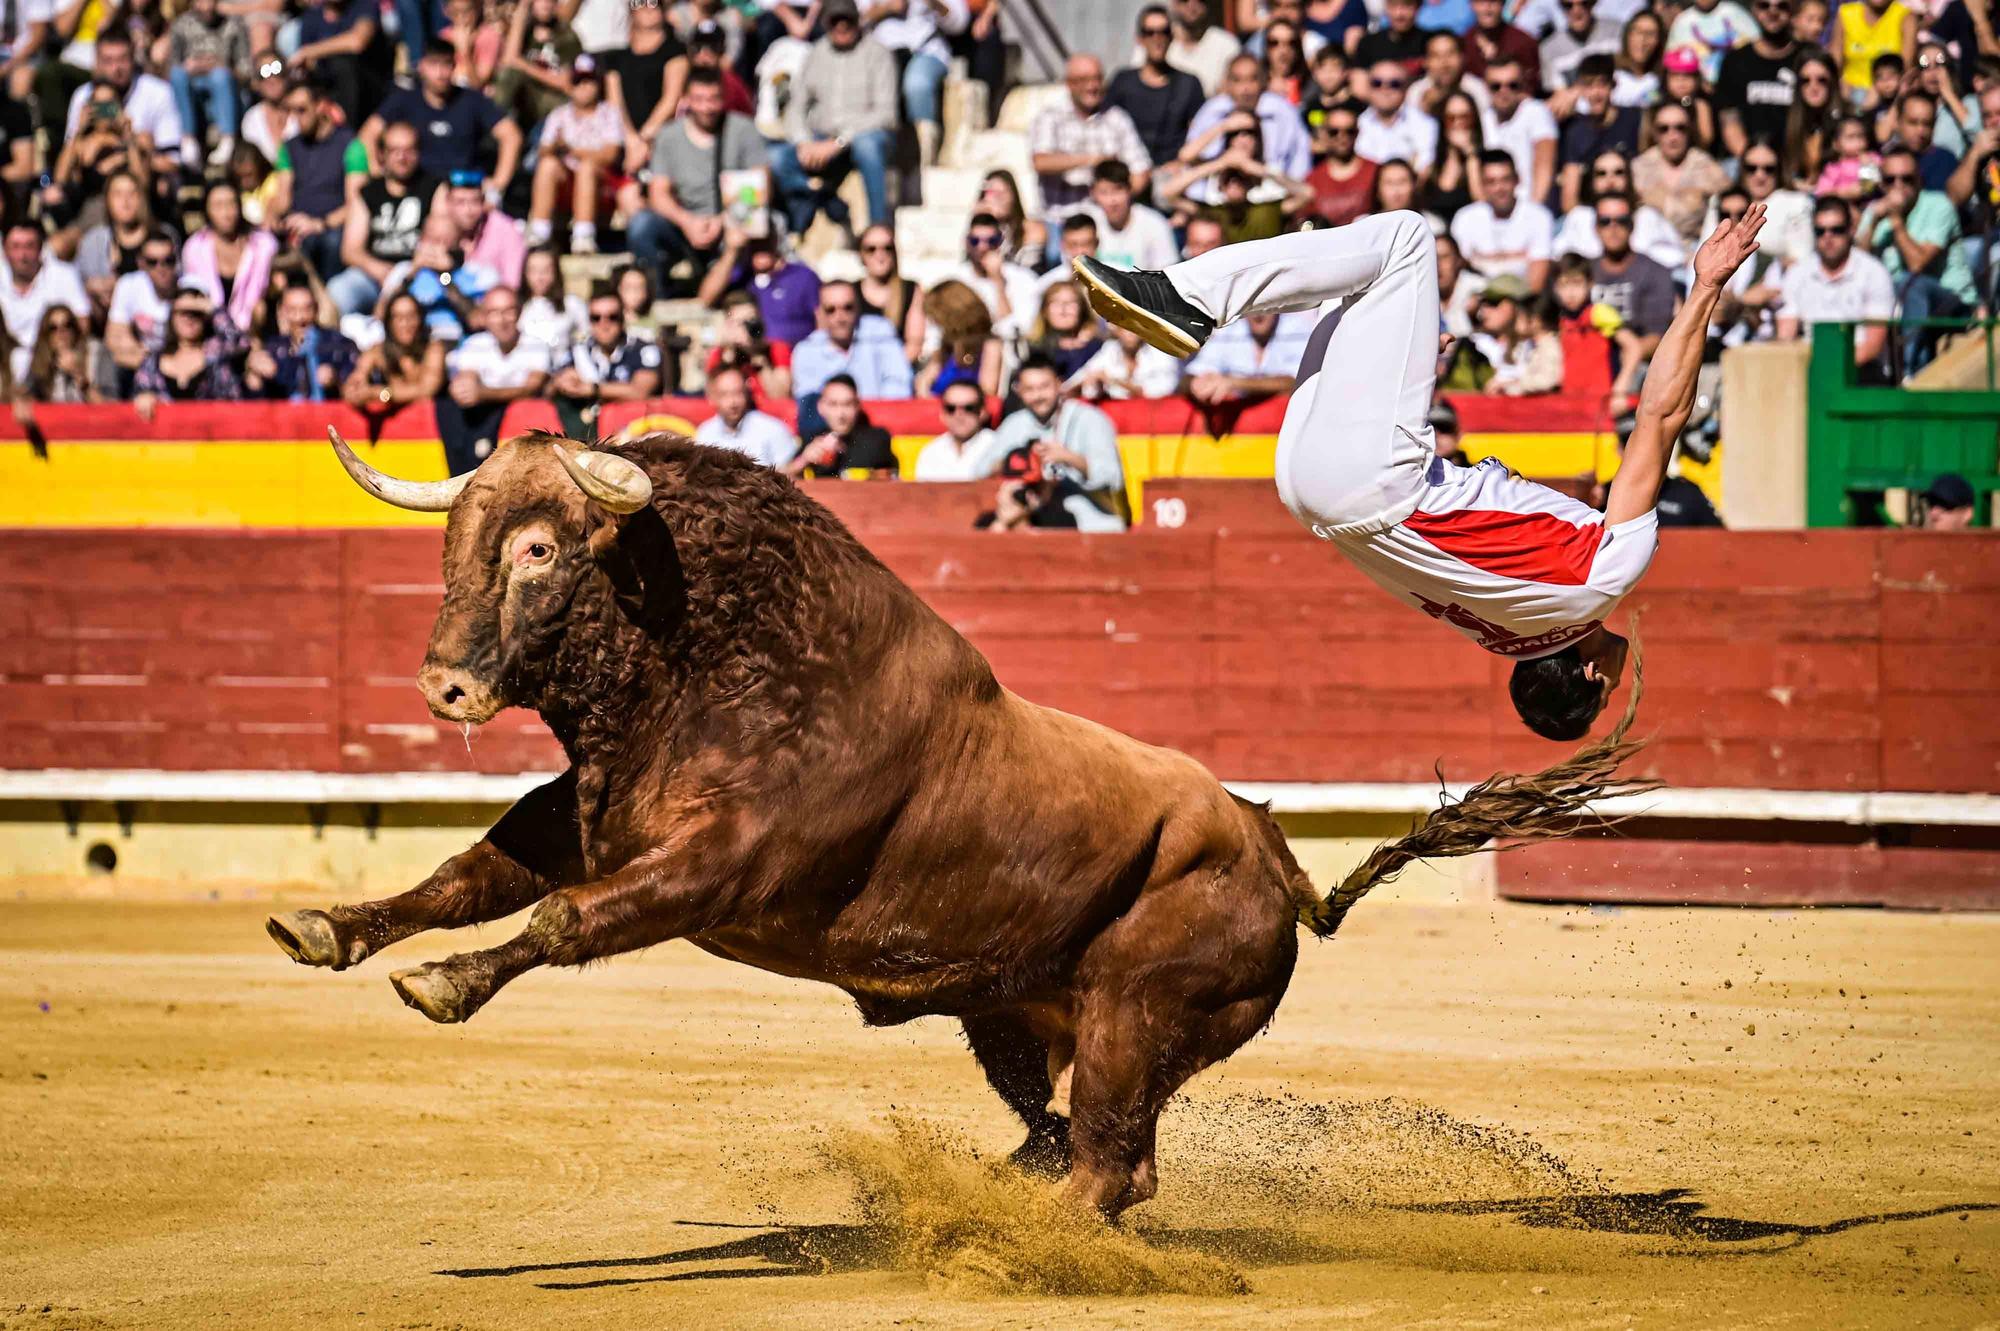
[1165,211,1441,535]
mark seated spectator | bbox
[1712,0,1795,160]
[331,121,439,318]
[770,0,898,235]
[1912,39,1973,159]
[1031,53,1152,224]
[1734,139,1813,266]
[75,173,169,322]
[1889,90,1959,190]
[238,51,294,165]
[1426,90,1488,219]
[1775,196,1894,368]
[1858,144,1976,372]
[978,170,1048,271]
[1553,148,1685,265]
[1450,149,1554,285]
[1038,213,1101,297]
[552,284,664,436]
[1300,45,1356,152]
[243,280,358,400]
[711,233,820,344]
[523,56,623,255]
[1471,278,1562,394]
[104,229,180,380]
[1,223,90,356]
[47,82,152,237]
[1588,191,1678,357]
[1030,280,1104,381]
[1787,50,1842,188]
[364,39,521,199]
[793,279,913,403]
[1305,101,1379,227]
[684,21,751,116]
[342,290,447,418]
[1355,0,1429,76]
[20,304,113,404]
[605,0,689,175]
[630,67,763,278]
[1185,54,1313,182]
[785,373,898,477]
[1370,156,1427,217]
[182,181,277,335]
[437,286,552,473]
[1436,231,1485,338]
[166,0,248,171]
[373,213,478,344]
[1413,30,1490,118]
[1072,322,1182,400]
[952,213,1041,342]
[1181,309,1313,407]
[1659,46,1719,149]
[1611,11,1663,108]
[495,0,581,125]
[286,0,380,127]
[914,381,996,480]
[694,362,796,467]
[62,32,182,194]
[914,278,1002,398]
[1793,0,1829,43]
[1482,55,1557,204]
[1539,0,1619,88]
[615,263,663,343]
[706,289,793,406]
[1557,54,1640,209]
[856,225,921,354]
[442,171,526,293]
[133,284,247,418]
[1633,101,1728,246]
[1945,82,2000,307]
[230,142,281,230]
[1711,186,1785,342]
[1463,0,1542,92]
[970,354,1127,531]
[1550,251,1641,404]
[1668,0,1756,84]
[1918,473,1976,531]
[1355,58,1438,173]
[1263,18,1310,102]
[1146,0,1241,97]
[1162,125,1314,242]
[1183,214,1227,258]
[1814,112,1881,201]
[270,77,367,280]
[1106,5,1208,168]
[869,0,966,167]
[1083,161,1179,271]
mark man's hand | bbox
[623,135,649,173]
[683,213,723,249]
[551,367,590,397]
[245,346,278,382]
[798,138,842,171]
[801,435,841,468]
[975,245,1006,280]
[1690,200,1767,290]
[448,372,485,407]
[1033,439,1085,472]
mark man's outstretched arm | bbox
[1604,203,1768,527]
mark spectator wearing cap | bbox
[442,171,525,293]
[1032,54,1153,225]
[132,283,248,417]
[438,286,553,474]
[285,0,381,127]
[1106,6,1208,169]
[685,19,753,115]
[785,373,898,478]
[1355,58,1439,172]
[63,30,184,186]
[694,362,797,468]
[1180,309,1314,409]
[771,0,898,235]
[1463,0,1542,92]
[269,77,368,279]
[165,0,249,171]
[1482,55,1557,203]
[1666,0,1755,84]
[914,382,995,480]
[1919,473,1977,530]
[630,68,765,284]
[1556,53,1641,209]
[1081,161,1179,271]
[331,121,440,317]
[0,223,90,366]
[243,280,358,401]
[792,279,912,409]
[1184,54,1313,182]
[525,55,624,254]
[1141,0,1240,97]
[363,38,521,200]
[1539,0,1621,87]
[551,285,663,437]
[971,354,1127,531]
[869,0,970,168]
[604,0,690,182]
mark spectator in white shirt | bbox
[64,30,183,175]
[913,380,996,480]
[104,230,181,378]
[1480,56,1557,204]
[438,286,552,473]
[1449,149,1555,287]
[1356,58,1439,173]
[1081,160,1179,271]
[1038,213,1100,298]
[694,362,797,467]
[952,212,1041,343]
[1775,195,1894,368]
[1142,0,1241,96]
[1181,309,1313,407]
[1071,322,1181,400]
[0,222,90,357]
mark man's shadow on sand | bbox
[436,1192,2000,1290]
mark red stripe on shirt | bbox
[1401,508,1608,586]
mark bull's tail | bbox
[1298,638,1658,939]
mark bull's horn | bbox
[328,426,471,512]
[554,445,653,514]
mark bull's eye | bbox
[510,531,558,571]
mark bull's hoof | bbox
[267,910,351,969]
[389,963,475,1024]
[1008,1127,1073,1181]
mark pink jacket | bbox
[181,228,279,332]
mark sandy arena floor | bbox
[2,896,1996,1329]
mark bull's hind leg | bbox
[267,770,583,970]
[962,1011,1073,1179]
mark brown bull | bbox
[269,429,1650,1218]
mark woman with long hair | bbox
[229,140,278,229]
[1425,91,1487,221]
[517,246,586,352]
[1029,279,1103,382]
[915,278,1003,398]
[342,291,447,417]
[1551,149,1686,266]
[181,179,278,334]
[22,304,110,403]
[73,170,167,316]
[1785,50,1844,187]
[131,285,249,418]
[856,223,925,359]
[1369,157,1424,217]
[1613,10,1663,107]
[1263,18,1308,104]
[977,169,1046,270]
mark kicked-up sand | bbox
[1,896,1995,1328]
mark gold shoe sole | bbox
[1073,259,1202,359]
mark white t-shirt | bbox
[520,292,587,352]
[1081,201,1180,272]
[913,428,994,480]
[0,258,90,348]
[1356,103,1439,173]
[1482,99,1558,192]
[66,72,182,148]
[950,259,1042,341]
[1449,200,1555,280]
[447,332,554,387]
[107,271,172,344]
[695,409,798,467]
[1777,251,1895,328]
[1337,457,1660,658]
[1553,202,1686,269]
[569,0,630,52]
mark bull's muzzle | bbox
[417,661,503,725]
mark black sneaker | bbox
[1072,256,1214,359]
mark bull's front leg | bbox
[267,770,586,971]
[387,837,730,1024]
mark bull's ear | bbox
[586,503,683,635]
[555,445,653,514]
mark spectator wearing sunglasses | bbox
[1588,191,1679,358]
[1184,54,1314,182]
[1726,139,1811,264]
[104,230,182,378]
[1856,144,1976,372]
[1355,58,1439,172]
[1556,53,1642,210]
[269,78,369,280]
[951,213,1041,343]
[1553,148,1685,266]
[914,383,996,481]
[792,279,913,415]
[1633,101,1728,245]
[1714,0,1796,160]
[131,284,248,419]
[21,304,113,405]
[1106,5,1208,168]
[1775,195,1893,369]
[550,286,663,437]
[1482,55,1558,204]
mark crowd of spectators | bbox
[0,0,1992,527]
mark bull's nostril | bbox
[442,684,466,705]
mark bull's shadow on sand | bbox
[437,1195,1999,1290]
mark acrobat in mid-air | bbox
[1075,203,1767,740]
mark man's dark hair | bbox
[1092,159,1132,189]
[1476,147,1516,174]
[685,66,723,92]
[95,28,132,52]
[1715,184,1750,209]
[1062,212,1099,236]
[1425,29,1461,52]
[1899,87,1936,116]
[1881,144,1918,170]
[1136,3,1169,29]
[1872,52,1905,78]
[1575,53,1616,83]
[587,280,619,303]
[1510,648,1603,741]
[1596,188,1637,213]
[967,211,1002,231]
[422,36,454,61]
[1811,193,1852,224]
[1014,351,1060,381]
[822,372,859,394]
[1554,250,1593,281]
